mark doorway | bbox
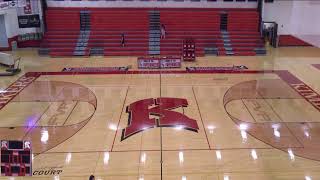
[263,22,278,48]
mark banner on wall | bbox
[24,0,32,14]
[18,14,41,28]
[0,0,26,10]
[0,2,11,10]
[18,0,27,8]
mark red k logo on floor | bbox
[121,98,199,141]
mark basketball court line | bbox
[257,91,305,147]
[110,86,129,152]
[62,101,79,125]
[240,98,305,149]
[21,104,52,140]
[241,99,257,123]
[0,69,319,156]
[223,81,320,161]
[312,64,320,70]
[192,87,211,149]
[38,146,304,155]
[159,71,163,180]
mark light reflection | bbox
[54,175,60,180]
[272,124,280,129]
[179,151,184,163]
[251,149,258,160]
[104,152,110,165]
[272,124,281,138]
[239,123,248,130]
[108,124,117,131]
[288,149,295,161]
[175,125,184,131]
[25,115,38,127]
[65,153,72,164]
[305,176,312,180]
[41,129,49,144]
[140,152,147,164]
[0,88,7,93]
[304,131,310,138]
[273,129,281,138]
[139,177,144,180]
[24,141,31,149]
[224,175,230,180]
[240,130,247,142]
[216,150,222,160]
[207,125,216,134]
[32,153,34,162]
[182,176,187,180]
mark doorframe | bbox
[262,21,278,48]
[0,14,9,48]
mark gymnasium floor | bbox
[1,47,320,180]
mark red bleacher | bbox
[90,9,149,56]
[159,9,264,56]
[41,8,149,57]
[227,11,259,31]
[41,8,264,57]
[160,10,220,56]
[45,10,80,30]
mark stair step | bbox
[149,34,160,38]
[90,47,104,56]
[150,30,160,33]
[149,51,160,55]
[75,47,86,51]
[254,48,267,55]
[149,10,161,56]
[226,51,234,55]
[149,41,160,45]
[149,46,160,50]
[204,47,218,55]
[74,51,87,56]
[149,37,160,42]
[38,48,50,55]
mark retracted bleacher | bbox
[40,8,266,57]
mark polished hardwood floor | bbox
[0,46,320,180]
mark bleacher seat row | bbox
[39,8,266,57]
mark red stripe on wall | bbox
[278,35,313,47]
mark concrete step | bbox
[226,51,235,55]
[38,48,50,55]
[73,51,86,56]
[204,47,218,55]
[149,46,160,51]
[149,50,160,55]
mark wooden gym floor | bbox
[0,47,320,180]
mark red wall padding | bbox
[278,35,313,47]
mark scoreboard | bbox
[1,140,32,176]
